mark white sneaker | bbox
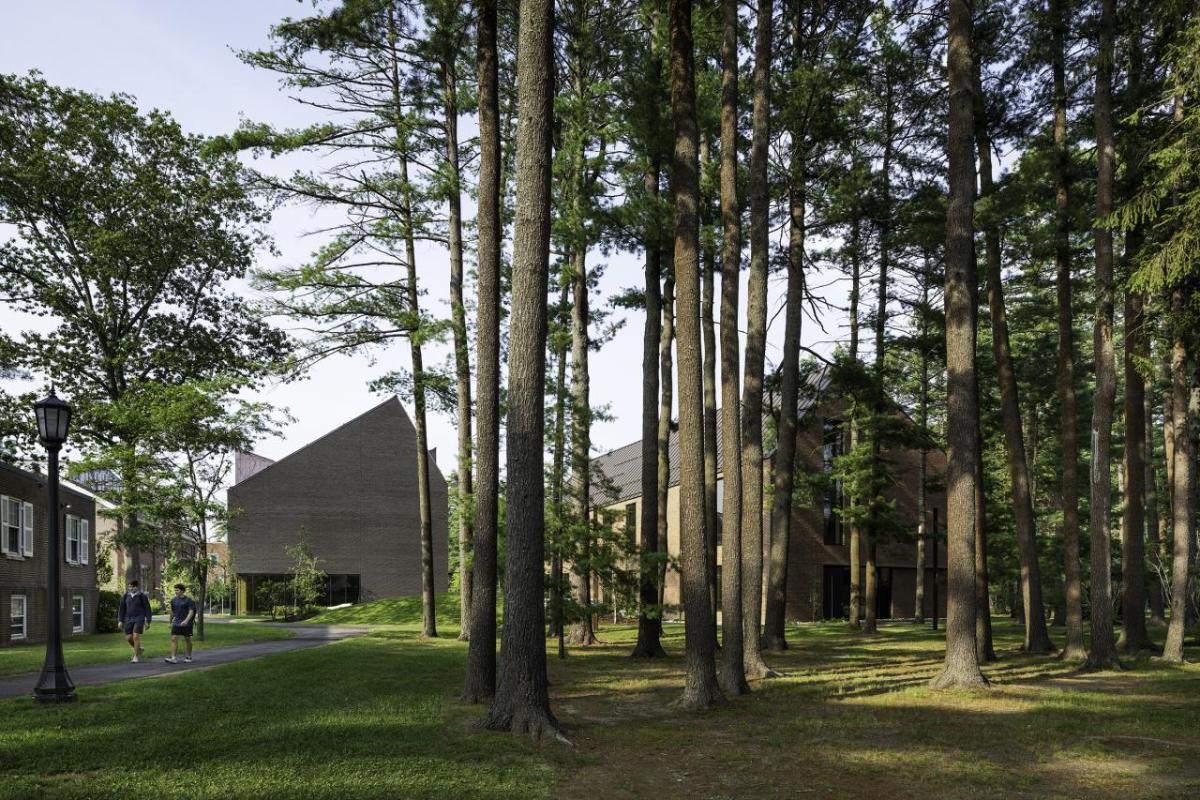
[131,656,140,663]
[164,657,177,664]
[183,657,192,663]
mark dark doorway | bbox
[876,567,893,619]
[823,565,851,619]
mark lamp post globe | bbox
[32,390,76,703]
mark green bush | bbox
[96,590,121,633]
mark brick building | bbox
[0,460,98,646]
[592,368,948,622]
[227,397,449,612]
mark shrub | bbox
[96,590,121,633]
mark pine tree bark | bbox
[568,249,597,646]
[669,0,723,710]
[915,267,930,624]
[549,281,570,653]
[717,0,748,694]
[1146,368,1166,626]
[974,429,996,662]
[973,66,1054,654]
[633,116,667,659]
[1052,0,1087,661]
[847,213,863,630]
[701,139,720,641]
[740,0,775,679]
[763,155,804,651]
[1163,295,1193,663]
[1085,0,1120,671]
[399,149,437,640]
[483,0,563,738]
[930,0,987,689]
[462,0,501,703]
[658,274,675,608]
[441,42,475,643]
[1120,286,1153,651]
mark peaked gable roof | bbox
[230,396,436,489]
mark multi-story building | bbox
[0,460,98,646]
[227,397,449,613]
[592,368,948,622]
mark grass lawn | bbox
[0,622,293,676]
[1,606,1197,799]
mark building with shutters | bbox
[0,459,98,646]
[227,397,449,612]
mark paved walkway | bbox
[0,624,367,700]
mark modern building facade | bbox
[592,369,948,622]
[0,460,98,646]
[227,397,449,612]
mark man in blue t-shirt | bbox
[117,580,152,663]
[164,584,197,664]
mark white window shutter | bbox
[81,519,89,564]
[23,502,34,557]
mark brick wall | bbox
[1,462,98,646]
[227,397,449,606]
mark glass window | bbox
[10,595,26,640]
[66,516,80,564]
[1,496,20,554]
[72,596,84,633]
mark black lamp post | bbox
[33,390,75,703]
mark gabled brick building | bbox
[227,397,449,612]
[592,368,948,622]
[0,460,98,646]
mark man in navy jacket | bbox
[117,580,153,663]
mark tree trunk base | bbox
[744,654,780,680]
[1149,615,1167,628]
[566,623,598,646]
[1022,640,1056,656]
[482,706,570,744]
[460,686,495,705]
[458,631,470,642]
[929,666,989,690]
[674,681,726,711]
[630,641,668,658]
[1117,632,1158,654]
[1059,644,1088,663]
[1084,652,1123,671]
[718,667,750,697]
[761,633,788,651]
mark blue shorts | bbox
[123,619,146,635]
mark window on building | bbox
[66,515,81,564]
[72,595,84,633]
[10,595,26,640]
[1,496,21,555]
[822,420,845,546]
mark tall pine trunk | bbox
[718,0,748,694]
[568,249,597,646]
[633,126,667,658]
[657,274,675,608]
[483,0,562,738]
[740,0,775,679]
[442,44,474,643]
[1085,0,1120,671]
[1163,293,1193,663]
[549,281,571,653]
[847,211,863,629]
[463,0,501,703]
[1052,0,1087,661]
[973,66,1054,654]
[930,0,987,689]
[669,0,723,710]
[701,136,720,642]
[915,264,931,624]
[1146,365,1166,626]
[763,74,805,652]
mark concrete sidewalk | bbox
[0,625,367,700]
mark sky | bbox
[1,1,854,500]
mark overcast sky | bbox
[2,1,854,498]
